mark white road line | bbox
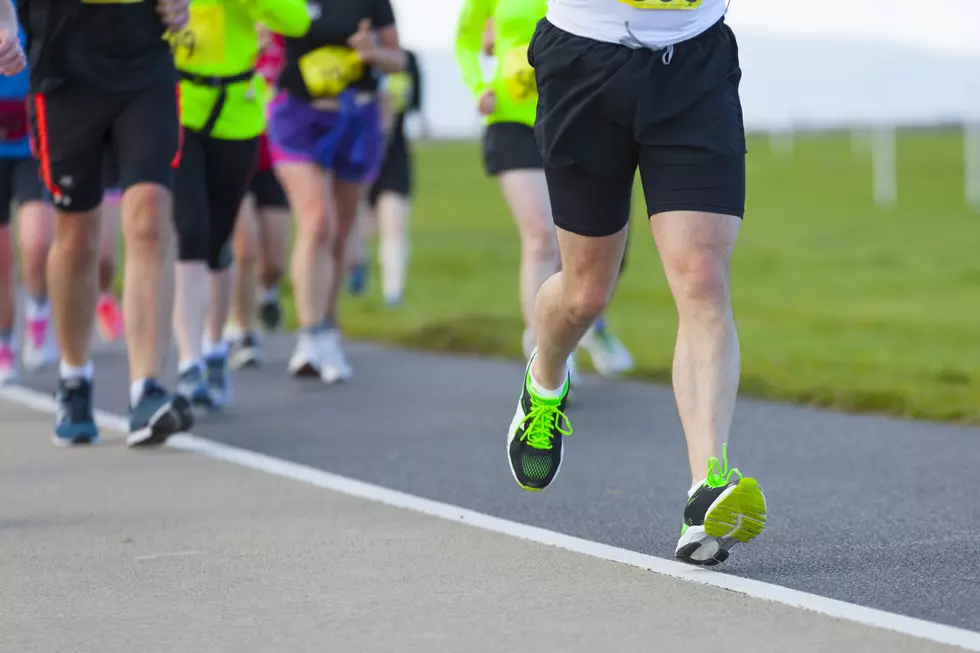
[4,384,979,652]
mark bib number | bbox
[0,100,28,142]
[298,46,364,98]
[617,0,702,9]
[171,5,226,67]
[503,46,536,101]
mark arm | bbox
[481,20,494,56]
[0,0,24,76]
[454,0,491,98]
[242,0,311,38]
[0,0,16,32]
[366,25,406,73]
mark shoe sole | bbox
[127,398,194,448]
[51,432,100,447]
[320,366,353,384]
[675,478,767,566]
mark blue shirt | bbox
[0,26,31,159]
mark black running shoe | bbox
[52,377,99,446]
[259,299,282,332]
[127,380,193,448]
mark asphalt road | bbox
[15,336,980,632]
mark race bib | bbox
[617,0,703,9]
[298,46,364,98]
[384,72,413,114]
[171,4,226,67]
[0,100,28,142]
[502,45,535,101]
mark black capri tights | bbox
[174,128,259,270]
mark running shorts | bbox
[368,138,412,205]
[530,18,746,237]
[267,91,384,184]
[249,169,288,210]
[29,83,181,213]
[482,122,542,176]
[0,157,46,226]
[174,128,259,271]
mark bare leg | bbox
[257,205,289,289]
[173,261,209,365]
[230,194,258,332]
[16,200,53,300]
[324,178,366,324]
[98,195,121,294]
[0,224,13,335]
[206,267,233,346]
[48,208,101,368]
[376,191,411,303]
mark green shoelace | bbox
[705,443,742,489]
[519,403,572,451]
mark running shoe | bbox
[0,344,17,386]
[578,323,634,377]
[96,293,124,343]
[204,353,231,409]
[317,328,352,383]
[259,297,282,332]
[22,316,57,372]
[176,363,213,411]
[506,352,572,491]
[288,332,321,377]
[347,261,369,296]
[127,380,193,447]
[53,377,99,446]
[229,331,262,369]
[675,445,767,566]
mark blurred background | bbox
[331,0,980,424]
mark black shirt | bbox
[279,0,396,101]
[19,0,176,94]
[387,51,421,152]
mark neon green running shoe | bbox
[675,444,767,566]
[506,352,572,491]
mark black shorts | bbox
[29,83,180,213]
[369,138,413,204]
[482,122,543,176]
[0,157,47,226]
[174,128,258,271]
[530,18,746,237]
[249,169,287,210]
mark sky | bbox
[392,0,980,56]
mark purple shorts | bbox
[267,91,384,184]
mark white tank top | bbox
[547,0,728,47]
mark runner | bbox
[455,0,633,384]
[270,0,406,383]
[96,152,124,344]
[0,15,53,384]
[227,27,291,370]
[19,0,194,447]
[170,0,311,409]
[505,0,767,565]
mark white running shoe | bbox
[288,333,321,378]
[578,324,634,377]
[317,329,353,384]
[22,316,57,372]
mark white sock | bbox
[130,378,149,406]
[262,285,279,303]
[528,364,566,400]
[203,339,228,358]
[178,359,202,375]
[26,297,50,321]
[689,477,707,497]
[59,360,94,380]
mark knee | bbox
[521,218,558,263]
[54,213,99,262]
[297,205,331,247]
[124,184,172,246]
[563,281,610,326]
[663,249,730,309]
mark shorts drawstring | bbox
[620,21,674,65]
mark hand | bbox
[478,89,495,116]
[157,0,190,34]
[257,24,272,51]
[347,18,376,62]
[0,28,25,77]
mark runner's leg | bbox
[95,152,124,343]
[0,165,14,383]
[375,191,409,305]
[253,169,290,332]
[230,192,259,335]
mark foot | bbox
[675,445,767,566]
[176,364,214,411]
[288,332,321,378]
[317,329,353,384]
[506,352,572,492]
[127,380,193,448]
[22,316,57,372]
[579,323,634,377]
[0,343,16,386]
[347,261,368,296]
[204,353,231,410]
[259,297,282,332]
[96,293,124,343]
[229,331,262,370]
[53,377,99,446]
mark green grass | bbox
[295,129,980,424]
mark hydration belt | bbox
[178,69,255,137]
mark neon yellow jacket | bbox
[455,0,545,127]
[173,0,311,139]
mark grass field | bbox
[295,130,980,424]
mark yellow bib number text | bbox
[503,46,535,101]
[298,46,364,99]
[617,0,702,9]
[171,4,226,68]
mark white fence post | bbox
[965,124,980,212]
[872,126,897,209]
